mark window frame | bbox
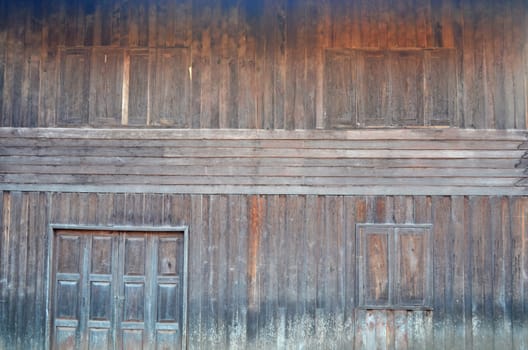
[356,223,433,310]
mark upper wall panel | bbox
[0,0,527,129]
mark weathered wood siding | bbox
[0,191,527,349]
[1,128,526,196]
[0,0,527,129]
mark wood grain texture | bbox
[21,194,499,348]
[1,128,525,196]
[0,0,526,129]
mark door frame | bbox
[45,224,189,350]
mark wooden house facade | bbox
[0,0,527,348]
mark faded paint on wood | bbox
[1,191,527,348]
[0,0,526,129]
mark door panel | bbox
[51,230,185,350]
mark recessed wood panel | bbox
[91,236,112,274]
[124,237,146,275]
[157,283,179,322]
[57,236,81,273]
[156,330,180,350]
[89,282,112,320]
[56,280,79,319]
[425,50,456,126]
[122,329,144,349]
[324,50,357,128]
[55,327,77,350]
[396,229,428,305]
[58,49,90,125]
[150,48,189,127]
[364,232,390,305]
[158,238,179,275]
[390,51,424,125]
[127,51,150,126]
[89,49,124,125]
[359,52,389,126]
[124,283,145,322]
[88,328,111,350]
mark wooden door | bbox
[50,230,185,350]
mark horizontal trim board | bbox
[1,127,526,141]
[1,184,525,196]
[1,128,526,195]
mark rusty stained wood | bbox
[0,0,526,129]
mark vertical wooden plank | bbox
[34,192,50,347]
[0,192,9,349]
[469,196,493,349]
[236,195,249,348]
[238,2,257,129]
[13,193,29,348]
[274,0,287,129]
[245,195,261,343]
[256,195,279,347]
[163,194,191,228]
[491,197,513,349]
[283,196,303,346]
[461,1,479,128]
[204,195,226,347]
[124,193,144,226]
[512,0,527,129]
[491,1,512,129]
[217,3,238,129]
[326,196,345,348]
[254,0,271,129]
[284,0,304,130]
[24,193,38,347]
[226,195,240,348]
[315,0,331,129]
[143,193,163,227]
[343,196,357,347]
[0,5,6,124]
[511,197,527,349]
[187,195,204,349]
[431,196,450,348]
[1,7,24,127]
[5,192,22,348]
[39,12,57,126]
[302,0,317,129]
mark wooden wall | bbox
[0,0,527,129]
[1,191,527,349]
[1,127,527,196]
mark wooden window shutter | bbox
[325,48,456,128]
[357,224,433,310]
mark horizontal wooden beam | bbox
[1,128,526,195]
